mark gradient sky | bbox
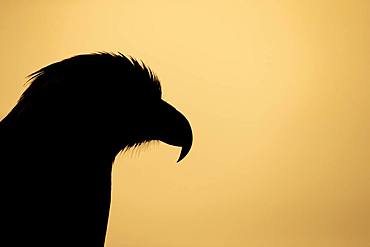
[1,1,369,246]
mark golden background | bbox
[1,1,369,246]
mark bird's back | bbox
[1,119,112,247]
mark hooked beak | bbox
[156,100,193,163]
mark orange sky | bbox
[1,1,369,246]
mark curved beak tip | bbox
[176,137,192,163]
[177,150,187,163]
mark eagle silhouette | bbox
[0,53,192,247]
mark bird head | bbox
[10,53,192,162]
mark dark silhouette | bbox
[1,53,192,247]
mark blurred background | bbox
[1,0,369,246]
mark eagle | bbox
[0,53,192,247]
